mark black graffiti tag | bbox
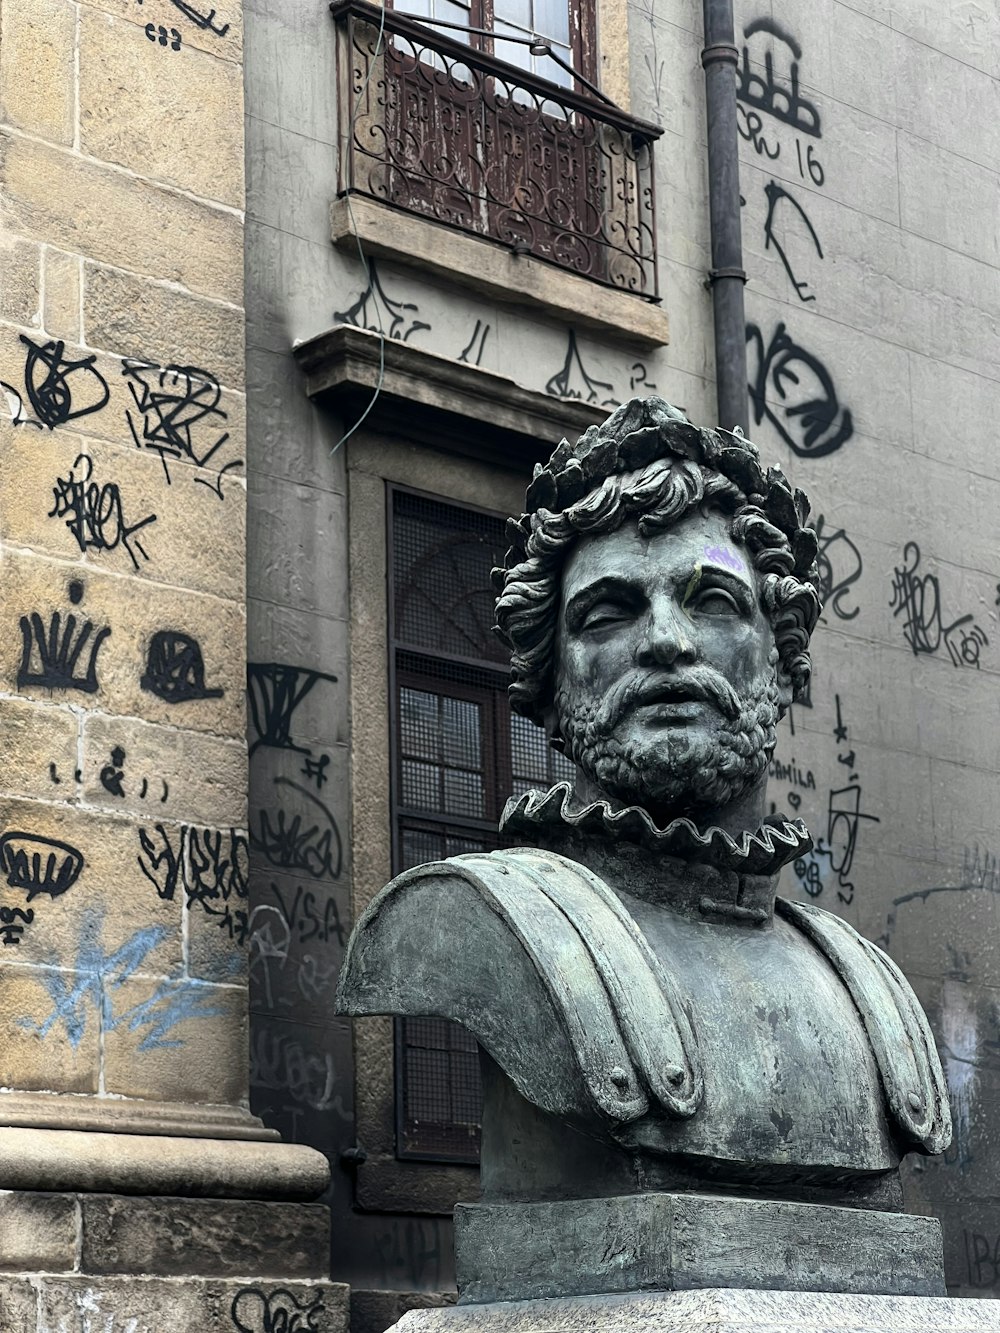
[0,906,35,947]
[736,105,780,160]
[17,580,111,695]
[170,0,230,36]
[763,180,823,304]
[333,258,431,343]
[791,696,878,908]
[545,330,618,407]
[813,514,863,622]
[138,823,249,942]
[49,454,157,570]
[251,778,343,882]
[0,832,84,901]
[747,322,854,458]
[458,320,490,367]
[737,17,821,138]
[20,336,110,430]
[889,542,988,668]
[141,630,224,704]
[145,22,182,48]
[230,1286,326,1333]
[123,360,231,482]
[247,663,338,758]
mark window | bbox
[334,0,660,295]
[392,0,593,91]
[388,486,574,1162]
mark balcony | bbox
[330,0,663,298]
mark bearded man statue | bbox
[337,398,951,1302]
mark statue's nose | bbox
[637,597,695,667]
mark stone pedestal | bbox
[390,1288,999,1333]
[455,1193,946,1304]
[0,1191,350,1333]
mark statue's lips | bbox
[631,681,711,723]
[635,698,705,724]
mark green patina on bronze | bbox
[337,397,952,1301]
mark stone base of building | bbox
[0,1276,349,1332]
[0,1191,348,1332]
[390,1287,998,1333]
[454,1193,946,1303]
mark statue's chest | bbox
[621,895,900,1171]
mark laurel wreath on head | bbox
[492,397,820,592]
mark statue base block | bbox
[392,1288,996,1333]
[454,1193,946,1302]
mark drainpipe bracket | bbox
[706,266,748,286]
[701,41,739,68]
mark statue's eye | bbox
[694,587,741,616]
[581,601,631,630]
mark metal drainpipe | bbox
[701,0,749,435]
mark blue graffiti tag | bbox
[21,908,224,1051]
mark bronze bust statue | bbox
[338,398,951,1299]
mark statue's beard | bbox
[554,664,781,827]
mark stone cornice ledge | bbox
[294,323,609,467]
[330,195,670,349]
[0,1126,331,1199]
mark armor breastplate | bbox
[337,842,950,1198]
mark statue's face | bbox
[552,508,786,822]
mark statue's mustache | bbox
[596,666,741,733]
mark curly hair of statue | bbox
[493,396,824,728]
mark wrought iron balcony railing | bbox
[330,0,663,297]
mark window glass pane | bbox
[392,492,508,664]
[433,0,471,40]
[494,19,533,73]
[401,759,440,810]
[440,696,481,766]
[534,46,573,88]
[445,833,489,857]
[448,1047,484,1122]
[400,687,441,761]
[443,767,485,818]
[405,1047,451,1118]
[395,0,432,17]
[401,826,445,869]
[511,712,576,788]
[510,712,549,783]
[533,0,569,44]
[494,0,531,29]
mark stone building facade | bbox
[0,0,341,1326]
[2,0,1000,1325]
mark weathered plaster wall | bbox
[0,0,253,1120]
[722,0,1000,1300]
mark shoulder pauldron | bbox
[776,897,951,1154]
[337,848,951,1153]
[337,847,702,1128]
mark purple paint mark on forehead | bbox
[704,544,746,573]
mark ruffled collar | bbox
[500,781,812,879]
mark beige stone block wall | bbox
[0,0,250,1117]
